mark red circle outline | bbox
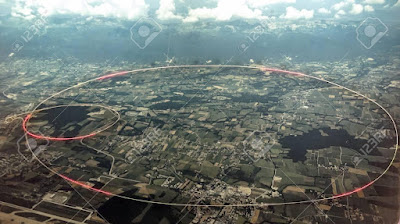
[21,67,398,206]
[22,113,98,141]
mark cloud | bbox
[281,6,314,20]
[183,0,266,22]
[332,1,347,10]
[349,3,364,14]
[11,1,35,19]
[364,0,385,4]
[317,7,331,14]
[331,0,368,16]
[156,0,182,20]
[10,0,390,23]
[182,0,300,22]
[246,0,296,8]
[11,0,149,20]
[332,0,354,11]
[364,5,375,11]
[334,9,346,18]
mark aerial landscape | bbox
[0,0,399,224]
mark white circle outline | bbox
[24,65,398,207]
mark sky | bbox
[2,0,400,22]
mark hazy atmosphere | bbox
[0,0,399,224]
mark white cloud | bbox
[11,0,149,20]
[183,8,212,22]
[11,1,34,19]
[10,0,391,23]
[156,0,182,20]
[364,0,385,4]
[317,7,331,14]
[334,9,346,18]
[246,0,296,8]
[332,0,354,11]
[394,0,400,6]
[183,0,265,22]
[332,1,346,10]
[331,0,369,17]
[349,3,363,14]
[364,5,375,11]
[281,6,314,20]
